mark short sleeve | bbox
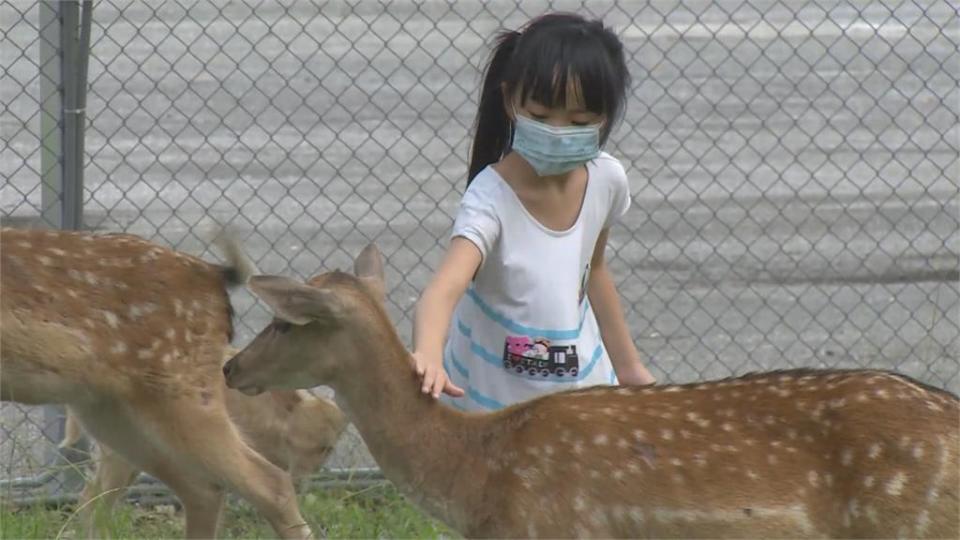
[604,157,632,228]
[451,175,501,264]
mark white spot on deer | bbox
[868,444,882,459]
[137,349,154,360]
[865,506,879,524]
[165,328,176,340]
[925,400,942,412]
[110,342,127,355]
[829,398,846,408]
[632,429,647,441]
[898,435,911,449]
[915,510,930,536]
[616,437,630,449]
[841,449,853,466]
[660,429,673,440]
[160,353,172,365]
[17,241,31,248]
[67,289,78,298]
[174,299,184,316]
[824,473,833,487]
[679,429,692,439]
[808,471,819,487]
[37,255,53,266]
[671,473,684,484]
[885,472,907,496]
[848,498,860,517]
[864,475,875,488]
[768,454,779,465]
[856,392,869,402]
[912,444,924,459]
[572,440,584,455]
[692,453,708,467]
[573,494,587,511]
[662,386,682,393]
[102,310,119,329]
[594,433,608,446]
[721,422,734,432]
[746,469,759,480]
[874,389,889,399]
[669,458,683,467]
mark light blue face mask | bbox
[511,113,601,177]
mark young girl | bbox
[412,12,656,411]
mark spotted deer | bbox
[222,243,960,539]
[60,346,347,537]
[0,227,314,538]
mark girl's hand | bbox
[411,350,465,399]
[616,362,657,386]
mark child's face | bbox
[508,77,605,128]
[517,97,603,128]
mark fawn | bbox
[60,346,347,537]
[1,227,314,538]
[223,243,959,538]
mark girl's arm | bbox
[587,228,657,385]
[412,236,482,398]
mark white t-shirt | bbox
[441,152,632,412]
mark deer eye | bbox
[274,321,293,334]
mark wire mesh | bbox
[2,0,958,500]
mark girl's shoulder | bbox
[591,151,627,178]
[463,165,510,205]
[590,151,629,192]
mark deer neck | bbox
[327,318,484,530]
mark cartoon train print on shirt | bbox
[503,336,580,377]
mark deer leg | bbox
[131,400,313,539]
[77,442,140,539]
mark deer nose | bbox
[222,358,237,380]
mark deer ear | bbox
[248,275,344,326]
[353,243,386,304]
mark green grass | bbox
[1,484,457,539]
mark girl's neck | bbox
[495,151,577,190]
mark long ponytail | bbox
[467,30,520,185]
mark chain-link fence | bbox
[3,0,958,503]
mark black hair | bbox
[467,12,631,184]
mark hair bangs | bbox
[512,27,619,119]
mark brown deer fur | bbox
[0,227,313,538]
[223,243,960,539]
